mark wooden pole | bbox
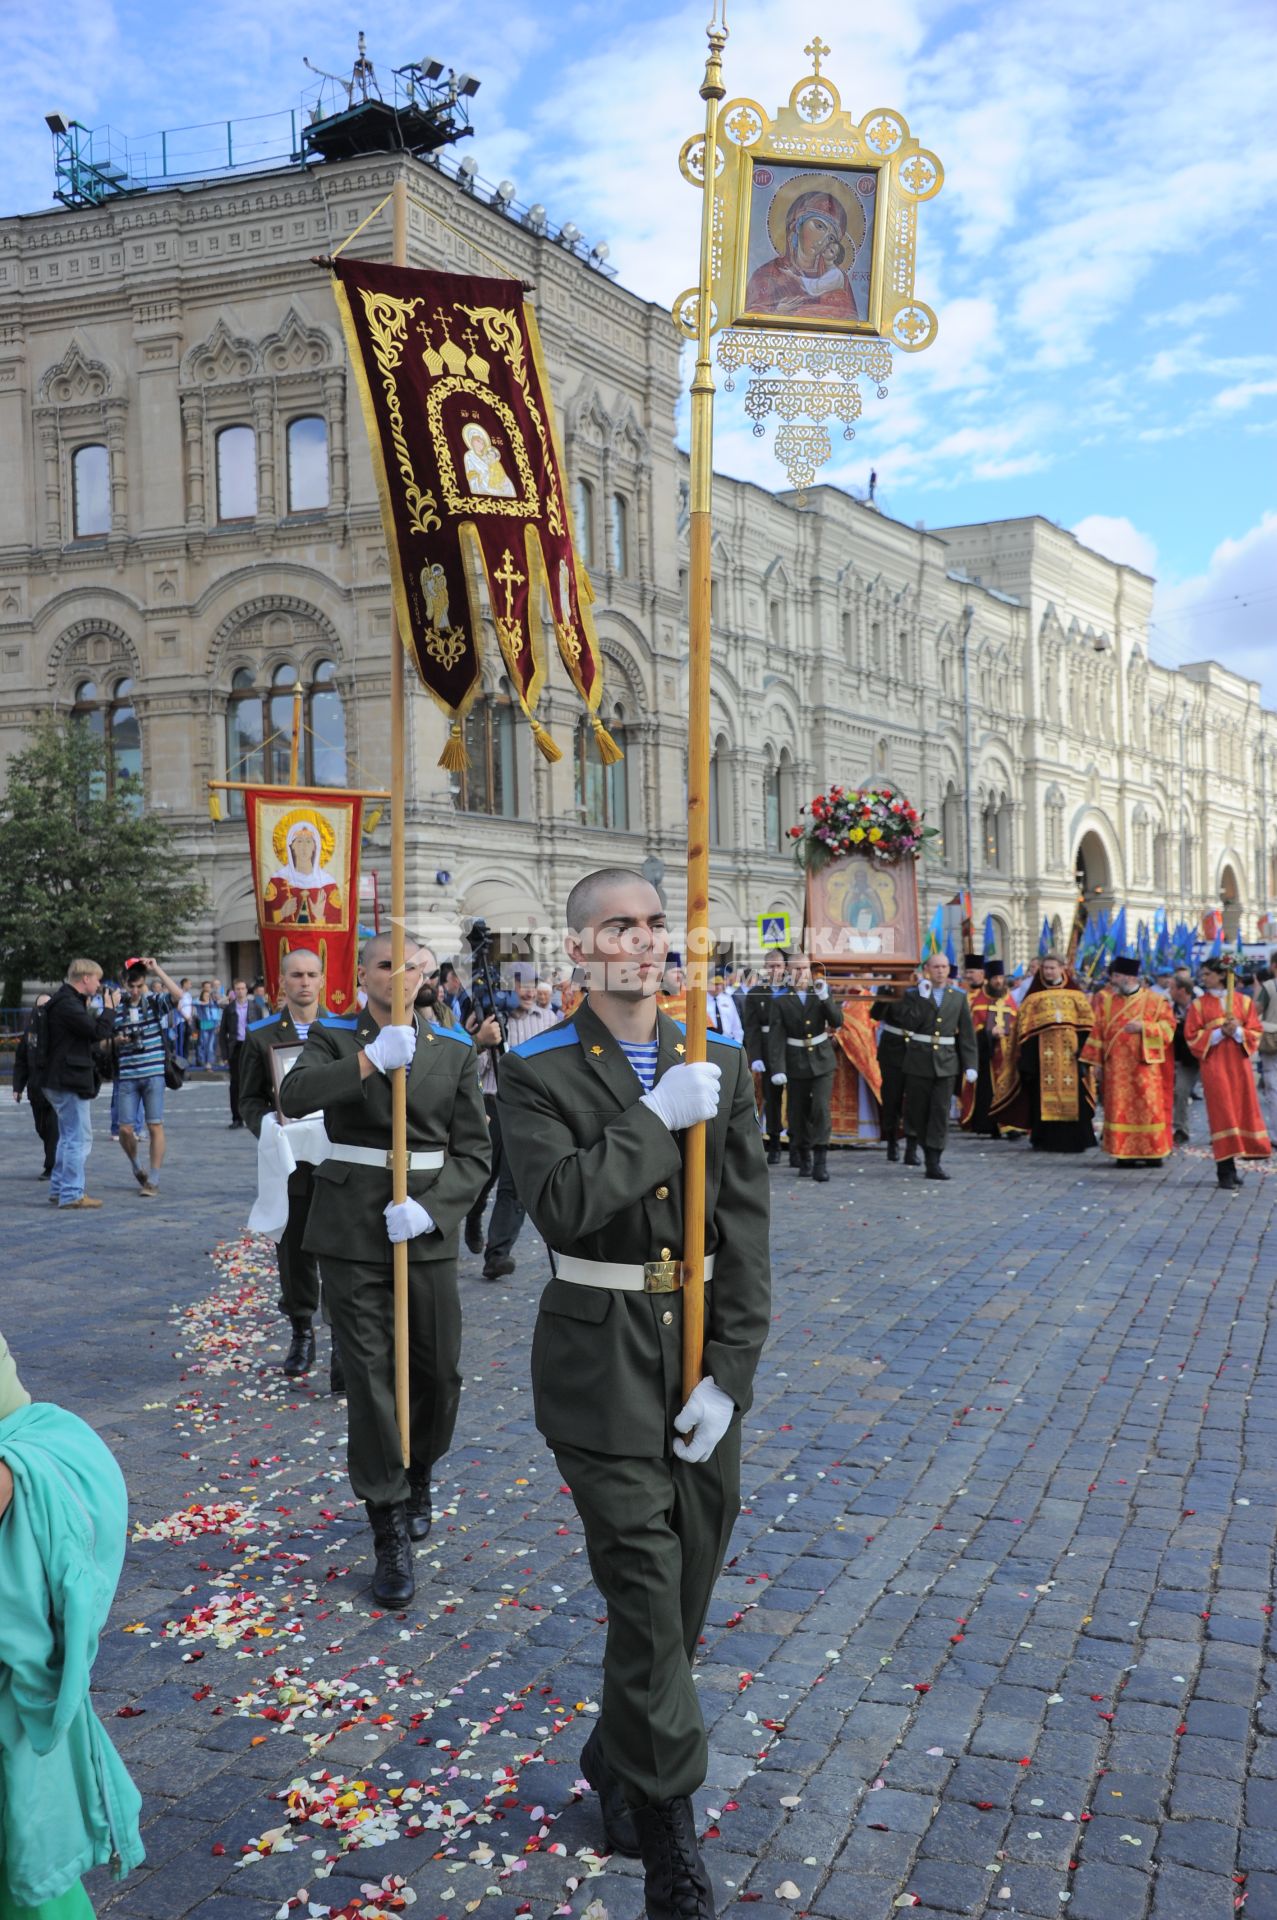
[682,19,727,1405]
[288,685,303,787]
[389,175,412,1464]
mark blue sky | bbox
[7,0,1276,691]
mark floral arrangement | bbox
[789,785,938,871]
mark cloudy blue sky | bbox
[7,0,1276,691]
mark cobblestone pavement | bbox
[4,1076,1276,1920]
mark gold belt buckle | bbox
[643,1259,682,1293]
[384,1150,396,1169]
[804,1036,815,1049]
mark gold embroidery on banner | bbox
[426,377,538,519]
[459,305,566,537]
[418,560,467,672]
[356,290,441,536]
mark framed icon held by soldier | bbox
[269,1042,306,1123]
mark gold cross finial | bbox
[805,36,831,76]
[492,548,526,619]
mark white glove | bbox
[770,1072,787,1086]
[814,979,830,1000]
[640,1061,721,1130]
[1235,1028,1247,1045]
[918,980,932,999]
[364,1024,416,1073]
[673,1376,735,1464]
[964,1067,978,1083]
[384,1197,434,1242]
[1209,1030,1222,1047]
[750,1058,766,1074]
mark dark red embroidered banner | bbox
[331,258,618,770]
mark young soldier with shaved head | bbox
[236,948,341,1386]
[497,867,771,1920]
[280,932,490,1606]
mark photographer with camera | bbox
[464,922,560,1280]
[42,959,121,1210]
[113,956,182,1197]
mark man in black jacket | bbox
[219,979,252,1128]
[43,959,119,1210]
[12,994,58,1179]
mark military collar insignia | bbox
[675,1042,686,1055]
[590,1044,604,1056]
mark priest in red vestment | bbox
[960,959,1018,1136]
[1080,955,1175,1165]
[991,953,1096,1151]
[1184,956,1271,1189]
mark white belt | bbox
[906,1033,955,1046]
[879,1023,905,1037]
[328,1144,445,1171]
[554,1252,716,1294]
[786,1031,831,1048]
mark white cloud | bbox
[1071,516,1158,577]
[1215,376,1277,413]
[1154,512,1277,695]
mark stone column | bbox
[180,391,205,526]
[35,410,60,547]
[323,368,348,512]
[252,384,275,521]
[105,396,128,534]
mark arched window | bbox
[708,733,729,847]
[287,416,329,513]
[983,800,1000,869]
[769,599,783,645]
[73,676,141,809]
[222,659,347,816]
[457,682,518,816]
[941,782,962,864]
[216,425,257,521]
[841,609,854,662]
[573,478,595,569]
[575,707,628,830]
[72,444,109,539]
[608,494,628,575]
[764,762,781,852]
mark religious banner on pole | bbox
[242,787,364,1013]
[330,258,619,772]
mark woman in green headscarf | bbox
[0,1330,144,1918]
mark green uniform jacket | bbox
[766,986,843,1081]
[741,982,782,1066]
[496,998,771,1458]
[897,983,977,1079]
[278,1009,490,1265]
[238,1008,308,1143]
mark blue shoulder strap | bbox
[319,1015,360,1030]
[511,1023,580,1059]
[247,1014,278,1033]
[670,1017,743,1051]
[433,1021,472,1047]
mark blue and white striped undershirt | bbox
[618,1038,660,1092]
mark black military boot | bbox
[1217,1157,1243,1191]
[579,1724,641,1857]
[787,1142,801,1169]
[282,1319,316,1377]
[811,1146,830,1183]
[365,1502,415,1608]
[766,1136,781,1166]
[924,1149,950,1181]
[463,1208,485,1255]
[406,1471,433,1542]
[329,1335,346,1396]
[633,1797,714,1920]
[903,1138,920,1166]
[797,1148,813,1178]
[885,1135,899,1162]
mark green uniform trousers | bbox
[321,1255,462,1507]
[278,1169,321,1323]
[904,1073,958,1151]
[785,1073,834,1151]
[553,1429,741,1809]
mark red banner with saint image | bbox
[243,787,363,1014]
[330,257,619,772]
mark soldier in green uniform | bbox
[742,947,790,1164]
[870,979,909,1161]
[765,956,843,1181]
[497,867,770,1920]
[898,951,978,1180]
[280,933,490,1606]
[237,947,343,1389]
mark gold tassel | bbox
[530,714,562,764]
[438,722,468,772]
[591,714,624,766]
[363,807,383,835]
[208,790,223,821]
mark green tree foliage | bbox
[0,718,205,1002]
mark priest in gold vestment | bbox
[991,953,1096,1151]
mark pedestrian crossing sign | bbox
[757,912,791,949]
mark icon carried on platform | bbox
[757,912,791,949]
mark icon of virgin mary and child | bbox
[262,809,344,929]
[745,171,869,323]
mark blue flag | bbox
[944,932,957,970]
[983,913,997,959]
[1209,925,1224,961]
[924,903,944,958]
[1110,905,1128,958]
[1039,917,1052,957]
